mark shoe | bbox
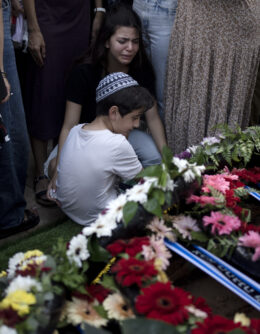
[0,208,40,239]
[34,175,56,207]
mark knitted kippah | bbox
[96,72,139,102]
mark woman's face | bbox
[106,26,140,66]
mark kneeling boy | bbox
[55,72,154,226]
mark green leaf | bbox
[93,304,108,318]
[137,164,162,178]
[100,274,118,292]
[151,188,165,205]
[162,146,173,166]
[88,235,111,262]
[123,201,138,225]
[165,191,172,206]
[121,318,179,334]
[190,231,208,242]
[143,198,162,217]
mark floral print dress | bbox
[164,0,260,154]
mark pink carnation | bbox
[187,195,216,206]
[202,174,230,194]
[203,212,241,235]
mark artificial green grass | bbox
[0,219,82,271]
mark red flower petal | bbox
[136,282,191,326]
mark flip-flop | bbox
[34,175,56,207]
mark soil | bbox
[167,254,260,319]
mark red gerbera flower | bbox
[192,315,241,334]
[107,237,150,257]
[0,308,24,327]
[244,318,260,334]
[72,284,110,303]
[111,257,157,287]
[225,189,240,209]
[192,296,212,317]
[135,282,191,326]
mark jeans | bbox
[0,3,30,229]
[133,0,178,119]
[128,129,161,167]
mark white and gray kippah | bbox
[96,72,139,103]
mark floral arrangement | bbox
[186,125,260,169]
[0,125,259,333]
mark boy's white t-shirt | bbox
[56,124,142,226]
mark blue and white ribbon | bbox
[164,240,260,311]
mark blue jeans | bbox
[128,129,161,167]
[0,3,30,229]
[133,0,177,119]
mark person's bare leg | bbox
[30,136,50,203]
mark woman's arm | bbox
[23,0,45,67]
[145,103,167,155]
[91,0,105,42]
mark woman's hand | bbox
[1,77,11,103]
[47,171,58,201]
[28,30,46,67]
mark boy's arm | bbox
[23,0,46,67]
[145,104,167,155]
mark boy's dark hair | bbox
[96,86,154,117]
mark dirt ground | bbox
[167,255,260,319]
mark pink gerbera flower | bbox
[239,231,260,262]
[202,174,230,194]
[203,212,241,235]
[187,195,217,206]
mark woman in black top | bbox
[47,4,167,197]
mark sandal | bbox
[0,208,40,239]
[34,175,56,207]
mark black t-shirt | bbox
[66,63,155,123]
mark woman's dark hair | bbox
[81,3,149,73]
[96,86,154,117]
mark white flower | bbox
[125,178,153,204]
[66,234,89,267]
[0,326,18,334]
[83,215,117,238]
[182,169,196,183]
[172,157,189,173]
[200,136,220,146]
[172,157,205,183]
[186,305,208,319]
[6,275,42,295]
[7,252,24,278]
[66,298,107,328]
[7,251,47,278]
[147,217,176,241]
[187,145,199,154]
[172,215,200,240]
[142,235,171,270]
[103,293,135,320]
[106,194,128,222]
